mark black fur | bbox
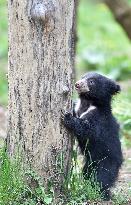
[63,72,123,200]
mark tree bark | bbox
[8,0,75,201]
[104,0,131,40]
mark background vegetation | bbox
[76,0,131,80]
[0,0,8,106]
[0,0,131,204]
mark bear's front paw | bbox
[61,110,72,122]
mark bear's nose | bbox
[75,82,81,89]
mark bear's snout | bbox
[75,79,89,93]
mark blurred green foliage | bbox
[0,0,8,106]
[0,0,7,59]
[76,0,131,80]
[113,86,131,147]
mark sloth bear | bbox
[62,72,123,200]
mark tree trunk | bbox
[8,0,75,200]
[104,0,131,40]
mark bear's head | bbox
[75,72,120,102]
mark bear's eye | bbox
[89,79,94,85]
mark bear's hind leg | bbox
[96,168,113,201]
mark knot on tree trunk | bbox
[30,1,55,26]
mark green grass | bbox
[0,148,103,204]
[113,188,131,205]
[65,152,103,204]
[0,147,54,205]
[0,148,130,205]
[0,147,25,205]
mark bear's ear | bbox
[110,81,121,95]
